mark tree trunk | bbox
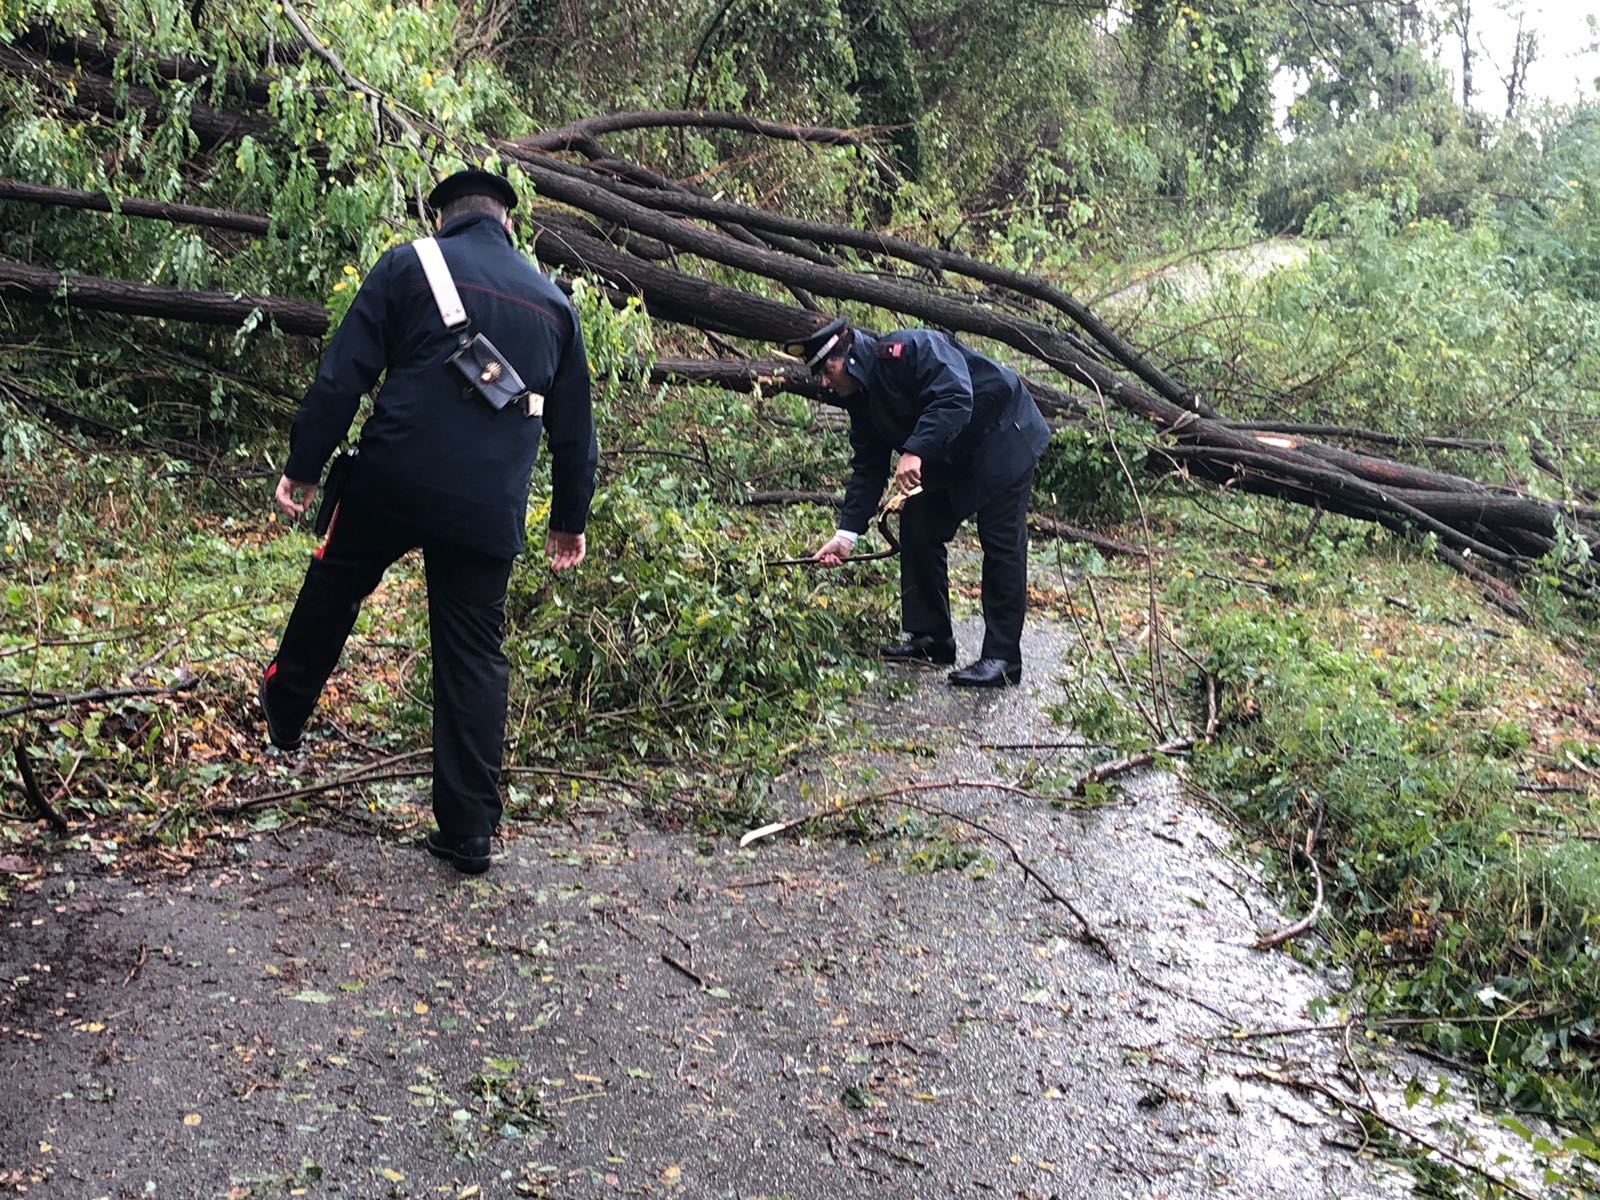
[529,215,812,338]
[0,260,329,336]
[512,151,1204,412]
[514,110,874,154]
[14,24,281,105]
[0,178,277,237]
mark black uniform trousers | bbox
[265,498,513,841]
[899,466,1034,666]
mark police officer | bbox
[260,168,598,874]
[791,318,1051,687]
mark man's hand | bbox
[274,475,318,520]
[811,534,855,567]
[895,452,923,493]
[546,531,586,571]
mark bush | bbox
[1033,428,1132,528]
[503,483,888,776]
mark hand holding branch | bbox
[811,534,855,567]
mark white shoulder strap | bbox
[411,236,468,330]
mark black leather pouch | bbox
[449,332,528,411]
[314,447,357,536]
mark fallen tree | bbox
[0,259,329,335]
[0,179,278,236]
[2,23,1597,608]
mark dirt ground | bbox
[0,621,1572,1199]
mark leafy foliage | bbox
[504,486,881,776]
[1121,191,1600,498]
[1033,427,1134,528]
[1496,105,1600,302]
[1122,0,1275,192]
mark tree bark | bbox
[0,260,329,336]
[512,157,1168,409]
[651,357,822,398]
[510,150,1204,413]
[648,355,1086,419]
[0,177,277,237]
[14,24,280,105]
[515,110,876,154]
[529,215,811,338]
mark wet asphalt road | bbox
[0,621,1554,1198]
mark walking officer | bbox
[793,318,1051,687]
[260,168,598,874]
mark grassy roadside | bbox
[1023,484,1600,1143]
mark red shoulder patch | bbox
[877,341,906,360]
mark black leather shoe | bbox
[948,658,1022,688]
[878,634,957,665]
[258,671,303,751]
[425,831,493,875]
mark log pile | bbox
[1,19,1596,613]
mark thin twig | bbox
[1081,576,1164,740]
[1340,1019,1377,1112]
[1071,735,1193,794]
[1253,826,1325,951]
[980,739,1093,751]
[1122,960,1235,1023]
[660,952,706,989]
[1087,375,1179,736]
[1564,756,1600,782]
[1029,513,1152,558]
[0,674,199,721]
[13,744,68,833]
[1055,553,1132,734]
[1243,1069,1539,1200]
[128,632,184,680]
[1510,825,1600,841]
[279,0,425,148]
[742,780,1115,962]
[1069,659,1217,795]
[200,751,644,820]
[0,628,150,659]
[209,750,431,814]
[1214,1021,1354,1042]
[122,941,149,987]
[501,763,648,794]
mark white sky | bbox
[1270,2,1600,122]
[1455,1,1600,110]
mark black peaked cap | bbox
[427,168,518,213]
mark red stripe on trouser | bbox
[313,504,341,561]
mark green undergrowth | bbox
[501,484,886,797]
[1046,492,1600,1142]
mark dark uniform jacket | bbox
[835,331,1051,535]
[284,213,598,559]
